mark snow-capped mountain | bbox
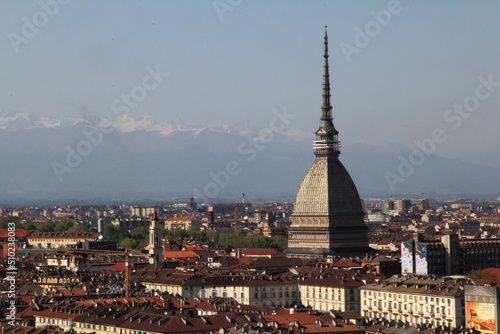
[0,112,499,204]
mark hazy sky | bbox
[1,0,499,167]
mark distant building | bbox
[165,217,200,230]
[401,234,500,275]
[381,201,395,214]
[46,253,84,271]
[208,203,251,215]
[394,199,412,213]
[27,232,99,248]
[130,206,159,217]
[112,218,150,232]
[417,199,429,212]
[187,197,197,210]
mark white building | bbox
[360,276,466,329]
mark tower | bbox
[149,211,163,265]
[285,28,369,258]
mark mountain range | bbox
[0,111,499,205]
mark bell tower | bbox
[149,211,163,265]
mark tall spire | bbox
[314,26,340,156]
[322,26,331,118]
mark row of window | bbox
[363,291,452,305]
[37,317,150,334]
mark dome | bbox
[293,156,364,217]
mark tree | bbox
[55,219,76,232]
[37,221,56,232]
[68,225,85,233]
[0,217,22,229]
[22,220,37,230]
[120,238,139,249]
[131,226,149,244]
[103,223,132,244]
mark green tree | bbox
[22,220,37,230]
[37,221,56,232]
[104,223,132,244]
[163,228,189,239]
[131,226,149,244]
[120,238,139,249]
[55,219,76,232]
[68,225,85,233]
[0,217,22,229]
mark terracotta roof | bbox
[242,248,285,256]
[481,268,500,278]
[106,262,126,272]
[0,323,64,334]
[238,257,256,264]
[28,232,99,239]
[162,250,200,259]
[332,259,362,268]
[0,228,32,238]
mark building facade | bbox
[27,232,99,248]
[360,276,466,329]
[164,217,200,230]
[401,234,500,275]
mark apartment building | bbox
[360,276,466,329]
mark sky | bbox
[1,0,500,167]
